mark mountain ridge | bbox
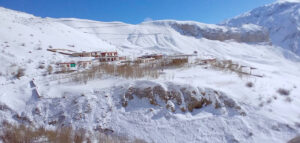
[223,1,300,56]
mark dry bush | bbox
[206,59,250,77]
[60,58,190,84]
[277,88,290,96]
[180,107,186,112]
[158,58,188,68]
[15,68,25,79]
[169,58,188,67]
[69,63,159,84]
[0,122,146,143]
[47,65,53,74]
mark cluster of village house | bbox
[56,51,123,71]
[50,48,198,71]
[52,49,188,71]
[48,49,262,77]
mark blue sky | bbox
[0,0,276,24]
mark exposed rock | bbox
[122,81,245,115]
[169,22,269,43]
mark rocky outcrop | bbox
[121,81,246,116]
[169,22,269,43]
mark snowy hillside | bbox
[223,1,300,56]
[0,6,300,143]
[56,18,270,54]
[0,7,118,80]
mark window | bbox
[70,63,76,67]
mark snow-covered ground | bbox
[0,1,300,142]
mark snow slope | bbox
[223,1,300,56]
[56,18,270,54]
[0,6,300,143]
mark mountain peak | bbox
[223,1,300,56]
[276,0,300,3]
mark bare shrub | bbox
[69,63,159,83]
[206,59,250,77]
[59,57,190,84]
[168,58,188,67]
[48,45,53,48]
[47,65,53,74]
[74,128,85,143]
[180,107,186,112]
[0,122,146,143]
[215,101,222,109]
[277,88,290,96]
[246,82,253,88]
[15,68,25,79]
[21,43,25,46]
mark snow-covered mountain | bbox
[223,1,300,56]
[0,4,300,143]
[57,19,270,46]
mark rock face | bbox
[223,1,300,56]
[166,21,270,43]
[122,81,246,115]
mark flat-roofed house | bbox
[71,51,92,57]
[78,61,92,68]
[57,62,77,71]
[98,51,119,62]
